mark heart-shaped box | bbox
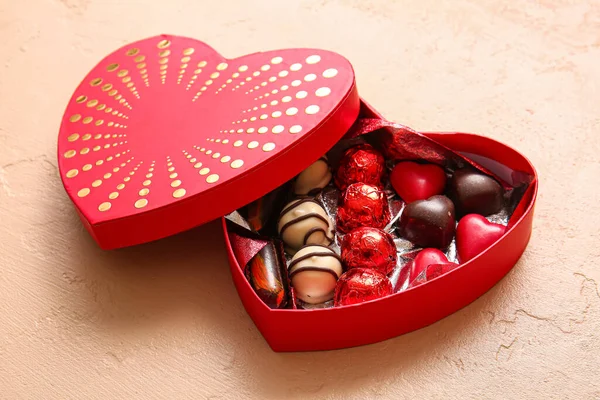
[58,34,538,352]
[58,35,359,249]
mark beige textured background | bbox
[1,0,599,399]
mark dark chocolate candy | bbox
[449,168,504,217]
[397,195,456,249]
[245,239,289,309]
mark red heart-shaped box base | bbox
[223,101,538,352]
[58,35,537,353]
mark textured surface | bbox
[1,0,599,399]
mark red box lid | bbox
[57,34,361,249]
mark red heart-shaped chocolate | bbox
[456,214,506,262]
[409,248,458,282]
[390,161,446,203]
[225,127,538,352]
[58,35,359,249]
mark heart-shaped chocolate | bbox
[58,35,359,249]
[450,168,504,216]
[397,195,456,249]
[409,248,458,283]
[456,214,506,262]
[390,161,446,203]
[226,129,538,352]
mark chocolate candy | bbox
[288,245,343,304]
[408,248,458,286]
[334,144,385,191]
[294,156,332,196]
[336,183,390,233]
[389,161,447,203]
[397,195,456,249]
[456,213,505,262]
[245,240,289,309]
[334,268,393,307]
[341,227,397,276]
[450,168,504,216]
[277,198,334,255]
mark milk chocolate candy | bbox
[288,245,343,304]
[293,156,332,196]
[277,198,334,255]
[450,168,504,217]
[245,239,289,309]
[397,195,456,249]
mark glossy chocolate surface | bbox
[397,195,456,249]
[450,168,504,216]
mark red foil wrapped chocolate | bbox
[334,144,386,191]
[334,268,393,307]
[341,227,397,275]
[336,183,390,233]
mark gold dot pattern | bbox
[72,156,135,201]
[125,161,153,209]
[173,188,186,198]
[177,48,195,85]
[62,44,348,220]
[323,68,338,78]
[227,74,328,132]
[91,74,134,108]
[186,62,207,91]
[192,143,244,174]
[124,49,149,90]
[157,45,170,85]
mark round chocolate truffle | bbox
[334,144,386,191]
[341,227,397,275]
[449,168,504,216]
[334,268,393,307]
[397,195,456,249]
[277,198,334,255]
[294,156,332,196]
[289,245,343,304]
[336,183,390,233]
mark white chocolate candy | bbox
[294,156,332,195]
[277,198,334,255]
[289,245,343,304]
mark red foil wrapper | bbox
[334,144,385,191]
[334,268,393,307]
[336,183,390,233]
[341,227,397,275]
[344,118,513,190]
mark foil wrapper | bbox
[334,268,393,307]
[336,183,390,233]
[334,144,386,191]
[225,117,535,308]
[340,227,397,276]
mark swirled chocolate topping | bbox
[277,198,334,255]
[288,245,343,305]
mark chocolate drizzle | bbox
[278,198,321,220]
[289,266,340,280]
[278,198,334,245]
[288,248,343,280]
[288,249,343,270]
